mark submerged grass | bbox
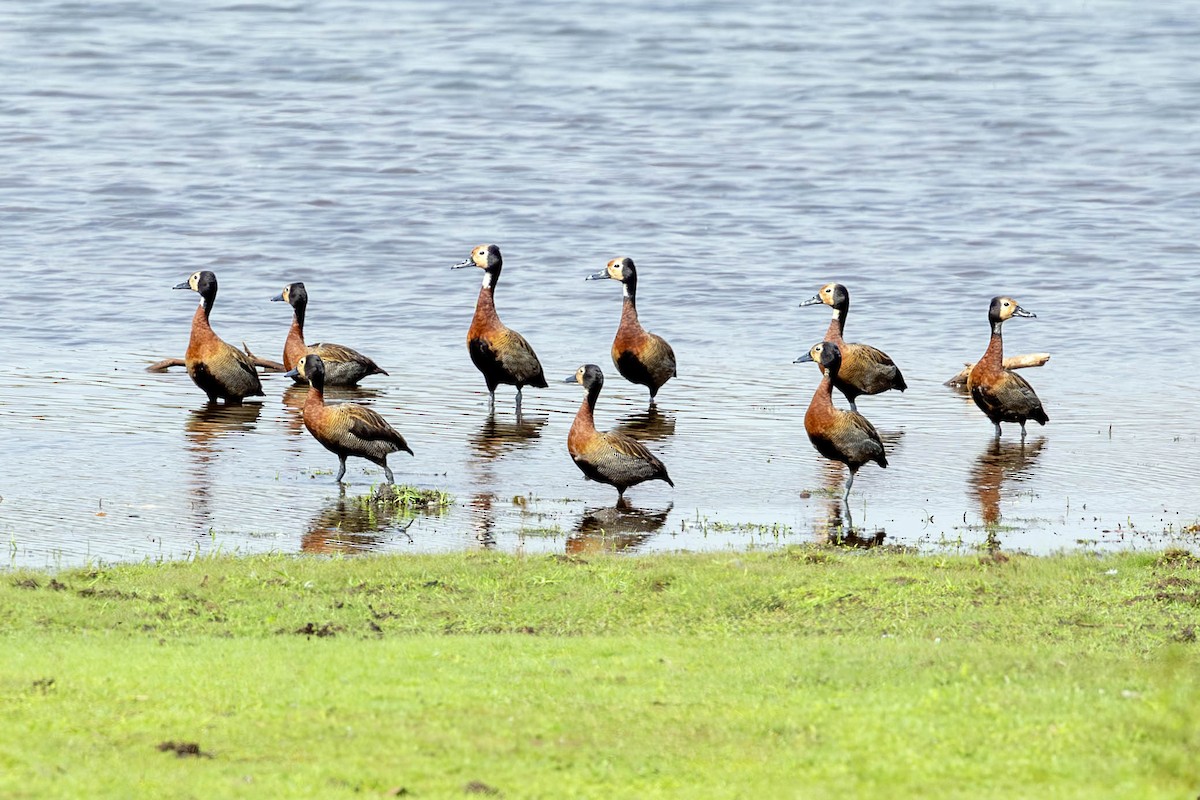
[357,484,453,516]
[1,548,1198,798]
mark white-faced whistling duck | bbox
[285,354,412,484]
[270,282,388,387]
[967,296,1048,439]
[173,271,265,404]
[795,341,888,506]
[587,257,677,404]
[452,244,548,414]
[800,283,906,412]
[565,364,674,501]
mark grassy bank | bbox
[2,548,1198,798]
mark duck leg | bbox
[848,398,858,413]
[488,389,496,413]
[515,387,523,416]
[843,468,857,504]
[993,422,1002,438]
[382,461,395,485]
[335,456,347,483]
[1019,421,1028,441]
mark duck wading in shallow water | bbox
[795,341,888,512]
[564,364,674,502]
[173,270,265,404]
[452,244,547,414]
[587,257,677,404]
[271,282,388,387]
[967,296,1049,439]
[285,354,412,484]
[800,282,906,411]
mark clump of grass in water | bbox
[358,486,453,519]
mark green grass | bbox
[1,548,1198,798]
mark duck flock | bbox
[172,244,1048,516]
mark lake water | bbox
[2,0,1199,568]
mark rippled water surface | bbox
[2,0,1199,567]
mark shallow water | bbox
[2,0,1199,567]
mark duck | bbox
[587,257,677,403]
[565,364,673,501]
[452,244,547,413]
[271,282,387,386]
[799,282,906,411]
[966,296,1048,438]
[795,341,888,507]
[285,354,413,484]
[173,271,265,404]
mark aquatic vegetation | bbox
[356,485,453,518]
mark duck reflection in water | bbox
[568,500,672,555]
[612,405,676,444]
[468,492,498,549]
[465,414,548,549]
[301,490,415,555]
[469,412,548,462]
[813,461,886,547]
[183,401,263,528]
[971,437,1046,546]
[811,427,903,545]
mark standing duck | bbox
[285,354,412,484]
[271,282,387,386]
[800,283,906,411]
[795,341,888,508]
[967,296,1048,439]
[587,257,677,403]
[452,244,547,413]
[565,364,673,501]
[173,271,264,404]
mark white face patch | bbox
[482,271,496,289]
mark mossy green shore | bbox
[2,548,1198,799]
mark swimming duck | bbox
[452,244,547,413]
[800,283,906,411]
[173,270,264,404]
[565,364,673,501]
[966,296,1048,438]
[271,282,387,386]
[587,257,677,403]
[795,341,888,506]
[285,354,413,484]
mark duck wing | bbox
[494,326,547,387]
[974,370,1047,423]
[842,342,906,393]
[593,430,673,486]
[340,404,412,453]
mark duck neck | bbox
[824,303,846,344]
[813,369,835,412]
[284,302,307,368]
[572,385,600,433]
[190,298,214,343]
[291,301,307,333]
[473,272,499,325]
[981,321,1005,368]
[620,284,639,325]
[304,380,326,409]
